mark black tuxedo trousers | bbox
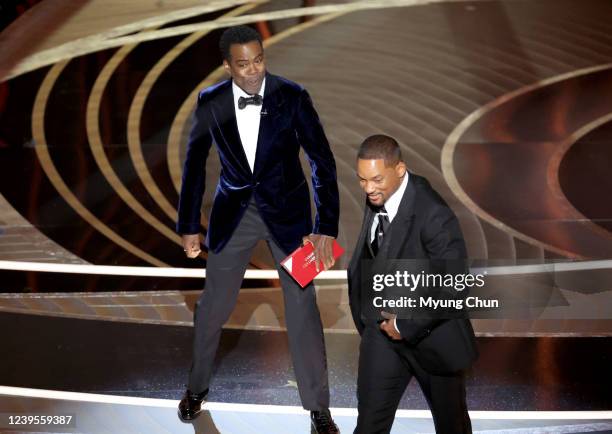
[354,324,471,434]
[188,201,330,410]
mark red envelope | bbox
[281,240,345,287]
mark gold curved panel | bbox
[2,0,263,82]
[85,32,184,252]
[546,111,612,244]
[32,61,168,267]
[6,0,476,81]
[441,63,612,259]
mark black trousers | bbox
[354,324,472,434]
[188,201,330,411]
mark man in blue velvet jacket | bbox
[176,26,340,433]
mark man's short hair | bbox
[357,134,403,167]
[219,25,262,60]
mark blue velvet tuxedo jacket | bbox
[176,73,339,254]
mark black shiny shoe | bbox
[311,409,340,434]
[178,389,208,422]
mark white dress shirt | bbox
[369,171,409,334]
[370,171,409,242]
[232,78,266,172]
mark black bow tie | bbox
[238,94,263,109]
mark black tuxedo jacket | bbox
[176,73,339,254]
[348,173,478,374]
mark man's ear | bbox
[395,161,407,178]
[222,60,230,74]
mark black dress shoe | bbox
[178,389,208,422]
[311,409,340,434]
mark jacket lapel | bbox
[348,201,374,277]
[253,73,284,177]
[211,79,252,175]
[380,174,417,261]
[350,174,417,272]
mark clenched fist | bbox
[182,234,201,258]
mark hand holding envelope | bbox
[281,239,345,288]
[302,233,336,271]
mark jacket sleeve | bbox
[176,93,213,235]
[347,271,365,335]
[294,89,339,238]
[396,202,468,344]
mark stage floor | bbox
[1,311,611,433]
[2,391,612,434]
[2,311,612,410]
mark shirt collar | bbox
[232,77,266,104]
[381,171,409,222]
